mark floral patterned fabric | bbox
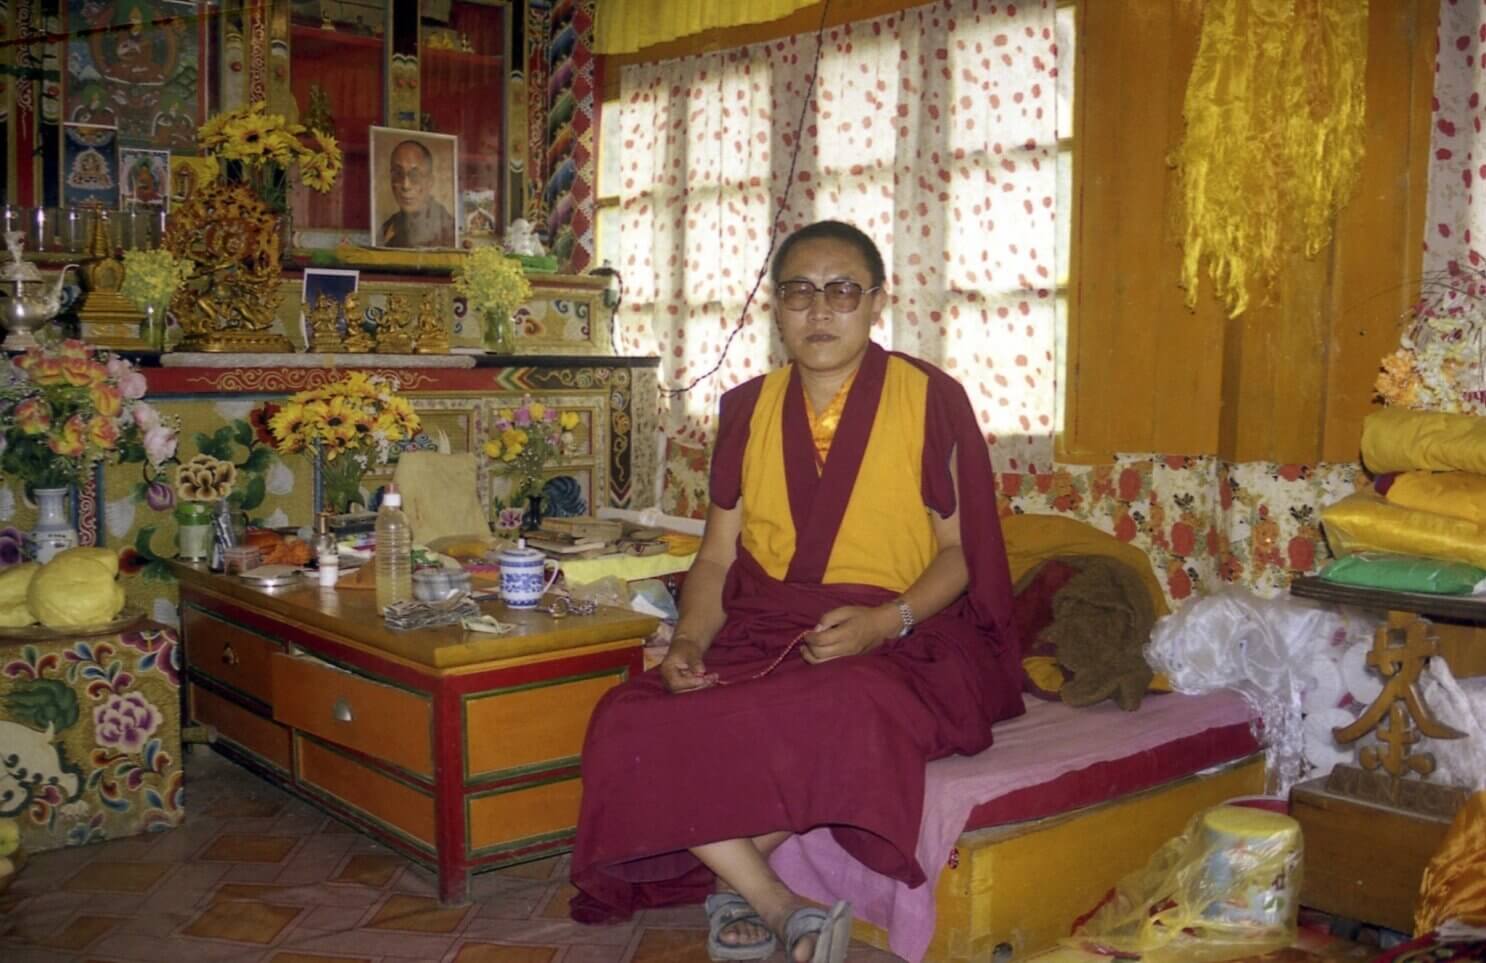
[616,0,1059,473]
[0,626,184,853]
[1426,0,1486,278]
[659,446,1366,604]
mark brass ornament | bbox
[76,214,151,350]
[163,182,290,352]
[413,292,449,354]
[305,293,347,353]
[342,293,374,353]
[372,294,416,354]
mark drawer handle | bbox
[332,698,353,723]
[221,645,239,667]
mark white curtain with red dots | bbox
[615,0,1059,474]
[1428,1,1486,285]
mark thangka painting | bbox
[119,148,170,210]
[65,0,200,150]
[61,123,121,210]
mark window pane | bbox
[599,99,622,198]
[596,205,620,271]
[1056,149,1073,287]
[1056,6,1076,142]
[1054,291,1068,435]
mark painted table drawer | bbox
[271,652,432,777]
[183,606,282,704]
[296,735,435,849]
[467,776,582,856]
[464,671,626,780]
[189,682,292,772]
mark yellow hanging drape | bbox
[1174,0,1368,317]
[594,0,818,55]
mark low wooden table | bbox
[170,561,656,902]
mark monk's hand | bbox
[802,605,898,663]
[659,636,719,693]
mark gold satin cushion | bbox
[1361,408,1486,475]
[1416,788,1486,934]
[1386,471,1486,526]
[1321,491,1486,570]
[390,451,490,545]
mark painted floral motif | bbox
[92,693,162,752]
[0,628,182,852]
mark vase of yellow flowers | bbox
[454,247,532,355]
[195,101,343,224]
[483,396,581,531]
[266,372,422,514]
[120,249,193,350]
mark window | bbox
[1054,1,1076,438]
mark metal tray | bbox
[0,606,146,641]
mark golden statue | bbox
[305,293,346,353]
[374,293,415,354]
[342,293,374,353]
[163,181,290,352]
[413,291,449,354]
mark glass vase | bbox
[319,450,369,515]
[28,486,79,564]
[483,309,513,354]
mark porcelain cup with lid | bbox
[498,542,560,609]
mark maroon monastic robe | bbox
[569,344,1023,923]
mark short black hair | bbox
[770,220,886,288]
[392,139,434,168]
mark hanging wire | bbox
[658,0,833,400]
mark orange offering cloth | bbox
[569,343,1025,923]
[1416,789,1486,935]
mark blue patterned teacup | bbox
[498,543,560,609]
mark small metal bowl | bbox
[412,568,472,601]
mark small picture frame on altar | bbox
[60,123,120,211]
[119,148,171,211]
[301,268,360,349]
[369,127,459,250]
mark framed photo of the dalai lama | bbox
[369,127,460,250]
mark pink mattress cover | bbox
[768,689,1260,963]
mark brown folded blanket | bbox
[1036,555,1157,711]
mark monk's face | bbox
[390,143,433,215]
[773,237,884,376]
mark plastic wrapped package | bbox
[1146,588,1378,794]
[1321,492,1486,570]
[1066,805,1303,962]
[1320,552,1486,595]
[1360,407,1486,475]
[1416,658,1486,791]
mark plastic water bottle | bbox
[375,484,412,612]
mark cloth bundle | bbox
[1322,409,1486,569]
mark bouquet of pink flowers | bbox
[0,340,178,491]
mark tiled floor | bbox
[0,748,902,962]
[0,748,1387,963]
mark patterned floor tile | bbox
[182,896,304,944]
[266,954,376,963]
[332,853,404,888]
[496,857,561,880]
[22,912,127,951]
[628,928,716,963]
[366,893,473,933]
[62,860,173,894]
[198,832,300,863]
[451,944,560,963]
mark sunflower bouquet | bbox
[196,101,343,211]
[267,373,422,513]
[483,396,580,510]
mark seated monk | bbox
[569,221,1025,963]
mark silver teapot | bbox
[0,230,76,351]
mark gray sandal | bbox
[783,899,853,963]
[705,891,778,962]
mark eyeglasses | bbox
[390,166,430,186]
[776,279,881,312]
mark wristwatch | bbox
[895,598,915,638]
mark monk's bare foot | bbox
[757,896,819,963]
[712,885,773,951]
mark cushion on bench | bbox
[769,690,1261,963]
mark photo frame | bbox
[119,148,171,210]
[368,127,460,250]
[300,268,360,348]
[61,123,120,210]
